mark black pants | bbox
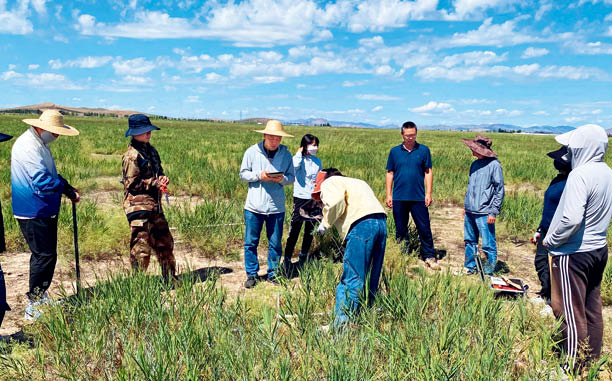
[0,199,6,253]
[534,239,551,299]
[550,247,608,369]
[0,264,9,327]
[392,200,435,258]
[284,197,318,262]
[18,216,58,300]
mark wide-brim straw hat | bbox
[0,132,12,142]
[22,109,79,136]
[461,135,497,158]
[254,119,293,137]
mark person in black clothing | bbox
[530,146,571,301]
[0,130,12,327]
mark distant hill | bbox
[0,102,144,117]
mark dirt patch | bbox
[91,153,122,160]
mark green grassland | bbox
[0,114,611,379]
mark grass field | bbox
[0,114,611,379]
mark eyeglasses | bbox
[402,134,416,139]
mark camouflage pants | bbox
[129,212,176,278]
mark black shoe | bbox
[267,275,279,285]
[244,276,257,289]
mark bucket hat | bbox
[125,114,160,137]
[254,120,293,137]
[311,171,327,200]
[461,135,497,158]
[22,110,79,136]
[0,132,11,142]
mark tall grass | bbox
[2,262,595,380]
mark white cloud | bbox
[8,64,16,70]
[342,80,368,87]
[535,1,553,21]
[347,0,439,33]
[410,101,454,113]
[450,0,522,20]
[495,108,522,117]
[24,73,85,90]
[372,105,383,112]
[417,63,609,81]
[356,93,401,101]
[533,111,549,116]
[31,0,47,15]
[440,51,506,67]
[49,56,113,69]
[0,1,34,34]
[185,95,200,103]
[121,75,151,85]
[204,72,224,82]
[54,34,69,43]
[1,70,23,80]
[28,64,39,70]
[521,47,549,59]
[112,57,156,75]
[444,18,544,47]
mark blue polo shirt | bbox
[386,143,432,201]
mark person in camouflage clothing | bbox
[122,114,176,280]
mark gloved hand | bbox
[530,231,540,245]
[317,224,328,235]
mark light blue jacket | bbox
[239,141,295,214]
[464,158,504,216]
[292,151,322,199]
[11,127,70,218]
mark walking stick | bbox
[72,202,81,295]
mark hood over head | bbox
[555,124,608,169]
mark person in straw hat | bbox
[121,114,176,282]
[239,119,295,288]
[0,130,12,328]
[461,135,504,276]
[11,109,80,321]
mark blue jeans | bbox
[243,210,284,278]
[464,213,497,274]
[392,201,435,258]
[334,214,387,327]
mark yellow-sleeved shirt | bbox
[320,176,385,240]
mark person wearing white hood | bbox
[543,124,612,370]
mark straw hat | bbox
[22,110,79,136]
[254,119,293,137]
[461,135,497,158]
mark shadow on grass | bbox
[0,330,35,352]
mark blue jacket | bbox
[11,128,72,218]
[538,174,567,232]
[239,141,295,214]
[292,151,322,199]
[464,158,504,216]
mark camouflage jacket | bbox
[122,140,165,217]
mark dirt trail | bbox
[1,205,610,346]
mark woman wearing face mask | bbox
[11,110,80,321]
[282,134,322,273]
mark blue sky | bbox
[1,0,612,127]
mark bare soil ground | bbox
[2,204,610,354]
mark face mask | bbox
[41,131,58,144]
[307,146,318,155]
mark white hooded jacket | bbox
[543,124,612,255]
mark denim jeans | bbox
[392,200,435,258]
[334,214,387,327]
[243,210,284,278]
[464,213,497,274]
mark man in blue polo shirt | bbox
[386,121,439,270]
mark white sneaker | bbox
[24,300,42,321]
